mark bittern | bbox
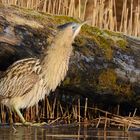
[0,22,85,125]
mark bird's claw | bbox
[14,122,47,126]
[27,122,47,126]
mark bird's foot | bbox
[14,121,47,126]
[30,122,47,126]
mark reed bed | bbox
[1,0,140,37]
[0,94,140,130]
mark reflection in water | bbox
[0,125,140,140]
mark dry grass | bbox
[0,94,140,130]
[1,0,140,37]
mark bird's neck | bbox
[41,37,73,91]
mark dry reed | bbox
[0,94,140,131]
[1,0,139,37]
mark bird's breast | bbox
[41,46,72,92]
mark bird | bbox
[0,22,85,125]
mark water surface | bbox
[0,124,140,140]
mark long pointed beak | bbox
[80,21,88,27]
[75,21,87,32]
[73,21,87,39]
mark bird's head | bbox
[57,22,86,41]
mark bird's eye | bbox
[72,26,76,30]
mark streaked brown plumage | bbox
[0,22,85,124]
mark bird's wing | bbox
[0,58,42,98]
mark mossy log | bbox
[0,5,140,113]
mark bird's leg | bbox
[13,106,46,126]
[13,106,27,124]
[8,109,13,124]
[13,107,32,126]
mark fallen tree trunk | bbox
[0,5,140,119]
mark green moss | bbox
[116,39,127,49]
[82,25,103,35]
[80,25,127,60]
[69,66,82,86]
[63,77,71,85]
[81,47,92,56]
[10,5,50,23]
[74,36,87,47]
[53,15,78,24]
[25,11,47,22]
[9,5,128,60]
[103,30,123,38]
[98,69,117,89]
[115,84,132,97]
[98,69,132,96]
[97,35,114,60]
[75,37,92,56]
[103,30,127,48]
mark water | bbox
[0,124,140,140]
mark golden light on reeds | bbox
[1,0,139,37]
[0,93,139,130]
